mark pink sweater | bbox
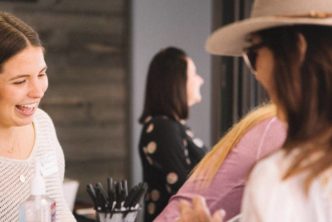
[155,117,287,221]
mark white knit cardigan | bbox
[0,109,76,222]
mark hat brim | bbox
[206,16,332,56]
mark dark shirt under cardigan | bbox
[139,116,207,222]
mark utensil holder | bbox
[96,208,140,222]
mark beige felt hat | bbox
[206,0,332,56]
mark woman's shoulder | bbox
[34,108,55,128]
[249,149,310,189]
[249,150,287,180]
[235,117,286,155]
[139,116,188,144]
[35,108,52,120]
[250,149,332,201]
[143,115,184,129]
[249,116,285,136]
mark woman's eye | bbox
[13,80,26,85]
[38,73,47,78]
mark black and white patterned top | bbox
[138,116,207,222]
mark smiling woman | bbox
[0,46,48,129]
[0,12,75,221]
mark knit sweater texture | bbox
[0,109,76,222]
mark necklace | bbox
[0,131,18,154]
[6,144,15,153]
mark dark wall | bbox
[0,0,129,202]
[212,0,268,139]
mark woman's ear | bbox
[298,33,307,62]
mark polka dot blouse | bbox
[138,116,207,222]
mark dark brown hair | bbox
[0,11,42,72]
[139,47,188,123]
[257,25,332,191]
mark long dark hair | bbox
[257,25,332,191]
[0,12,42,72]
[139,47,188,123]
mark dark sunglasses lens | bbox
[247,49,257,71]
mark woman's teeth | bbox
[16,104,37,113]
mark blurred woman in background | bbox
[138,47,207,221]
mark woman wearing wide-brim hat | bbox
[178,0,332,221]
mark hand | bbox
[178,196,225,222]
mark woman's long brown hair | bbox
[257,25,332,192]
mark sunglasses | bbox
[242,42,266,74]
